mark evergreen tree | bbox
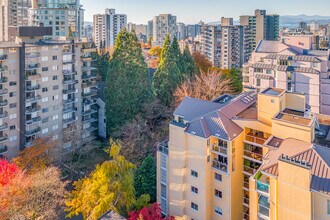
[225,68,243,93]
[159,35,171,62]
[105,29,152,134]
[181,45,197,77]
[134,156,157,203]
[96,52,110,81]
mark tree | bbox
[96,51,110,81]
[105,29,153,134]
[0,167,67,219]
[12,138,56,174]
[181,45,197,77]
[128,203,175,220]
[134,156,157,203]
[160,35,171,62]
[66,140,150,219]
[149,46,161,57]
[225,68,243,93]
[193,51,212,73]
[0,159,21,186]
[173,70,234,106]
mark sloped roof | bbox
[251,63,275,69]
[255,74,274,80]
[294,55,322,63]
[255,40,294,53]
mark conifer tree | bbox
[181,45,197,77]
[105,29,152,134]
[159,35,171,62]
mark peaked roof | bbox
[255,40,297,54]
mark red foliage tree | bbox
[128,203,175,220]
[0,159,21,186]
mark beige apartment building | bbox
[243,35,330,115]
[0,26,98,159]
[157,87,330,220]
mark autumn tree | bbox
[12,138,56,174]
[66,140,150,219]
[0,159,21,186]
[134,156,157,203]
[105,29,153,134]
[173,70,234,106]
[128,203,174,220]
[149,46,162,57]
[193,51,212,73]
[0,166,67,219]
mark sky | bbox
[81,0,330,24]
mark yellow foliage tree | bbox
[148,46,161,57]
[66,139,150,220]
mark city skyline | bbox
[81,0,330,23]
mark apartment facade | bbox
[152,14,177,46]
[201,25,222,68]
[240,10,279,50]
[157,87,330,220]
[0,0,31,41]
[28,0,84,39]
[243,35,330,115]
[0,26,98,159]
[93,9,127,49]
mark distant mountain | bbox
[280,15,330,27]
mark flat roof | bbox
[274,112,312,127]
[265,136,283,148]
[261,88,285,96]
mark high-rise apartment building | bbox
[186,22,203,39]
[147,20,153,38]
[242,35,330,114]
[0,26,98,159]
[240,10,279,50]
[201,20,251,69]
[157,87,330,220]
[0,0,31,41]
[177,22,186,40]
[28,0,84,39]
[93,9,127,49]
[152,14,177,46]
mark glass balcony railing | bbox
[245,133,267,145]
[258,204,270,217]
[158,140,169,155]
[212,159,228,173]
[257,180,270,194]
[212,144,228,155]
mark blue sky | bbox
[81,0,330,24]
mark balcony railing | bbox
[26,105,41,114]
[243,197,249,206]
[63,88,78,94]
[0,111,8,119]
[244,149,263,161]
[26,64,40,70]
[26,116,41,125]
[212,159,228,173]
[0,77,8,83]
[25,127,41,136]
[158,140,169,155]
[82,90,97,97]
[212,144,228,155]
[82,108,97,115]
[0,100,8,107]
[63,98,78,104]
[243,165,258,175]
[0,65,7,71]
[25,52,41,58]
[0,123,8,131]
[257,180,270,194]
[0,89,8,95]
[26,84,40,91]
[0,145,7,154]
[26,95,41,103]
[63,117,77,124]
[245,133,267,145]
[63,107,77,114]
[82,73,97,79]
[0,135,8,143]
[63,79,78,85]
[82,80,97,88]
[63,70,77,75]
[0,55,8,60]
[258,204,270,218]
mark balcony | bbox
[0,89,8,95]
[212,144,228,155]
[0,135,8,143]
[245,132,267,145]
[82,66,97,72]
[62,49,73,54]
[81,56,93,62]
[82,80,97,88]
[83,98,97,106]
[63,117,77,124]
[63,88,78,94]
[25,64,40,70]
[26,116,41,125]
[0,145,7,154]
[243,165,259,176]
[82,73,97,80]
[63,107,77,114]
[25,127,41,136]
[26,105,41,114]
[0,77,8,83]
[63,79,78,85]
[243,196,249,207]
[244,144,263,162]
[256,173,270,195]
[0,100,8,107]
[0,123,8,131]
[82,90,97,97]
[26,84,40,91]
[0,65,7,72]
[25,52,41,58]
[26,73,41,80]
[63,59,75,64]
[212,159,228,173]
[81,48,97,53]
[83,126,98,133]
[0,111,8,119]
[158,140,169,155]
[82,116,98,124]
[82,108,97,116]
[63,98,78,104]
[258,195,270,218]
[26,95,41,103]
[63,70,77,75]
[0,55,8,60]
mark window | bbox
[42,97,49,103]
[53,95,59,100]
[52,55,58,60]
[288,82,294,92]
[9,114,17,119]
[42,67,48,72]
[256,79,261,87]
[42,77,48,82]
[52,65,58,70]
[42,118,49,123]
[191,170,198,178]
[42,128,48,134]
[41,56,48,61]
[53,115,59,120]
[207,155,210,163]
[53,75,58,80]
[215,206,222,216]
[53,125,58,130]
[215,173,222,182]
[191,186,198,194]
[9,103,16,108]
[9,82,17,86]
[9,92,16,97]
[53,135,59,140]
[9,135,17,142]
[191,202,198,211]
[266,69,272,74]
[53,85,59,90]
[42,87,48,92]
[327,200,330,215]
[287,72,292,81]
[215,189,222,198]
[10,125,15,130]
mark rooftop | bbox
[274,111,313,127]
[261,88,285,96]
